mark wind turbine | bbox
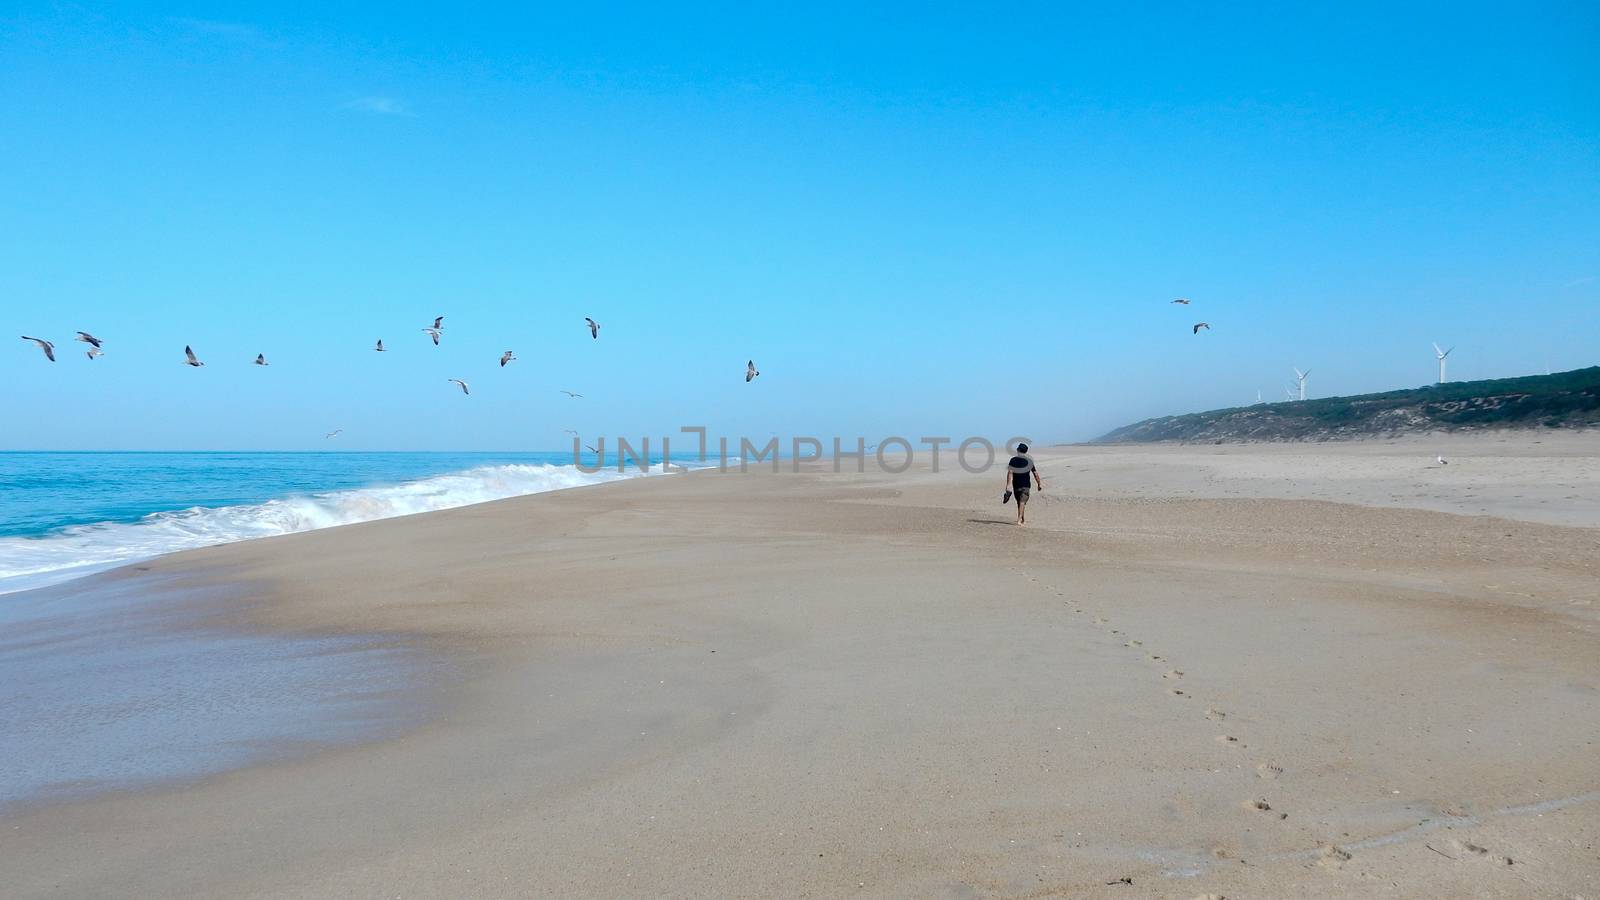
[1292,367,1311,401]
[1433,343,1453,384]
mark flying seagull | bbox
[500,350,516,367]
[563,429,579,436]
[326,429,343,439]
[584,444,600,455]
[1192,322,1210,334]
[585,317,599,339]
[1171,298,1191,305]
[559,390,583,399]
[20,336,56,361]
[75,331,103,349]
[254,353,269,366]
[85,347,103,360]
[374,339,385,352]
[448,378,470,395]
[184,345,204,367]
[422,327,442,345]
[432,316,444,330]
[746,359,760,382]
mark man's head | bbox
[1016,442,1029,454]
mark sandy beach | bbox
[4,432,1597,899]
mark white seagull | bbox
[374,339,385,352]
[585,317,599,339]
[184,345,204,367]
[422,327,442,346]
[326,429,343,439]
[500,350,516,367]
[1437,455,1448,466]
[1193,322,1211,334]
[559,390,583,399]
[85,347,103,360]
[254,353,269,366]
[746,359,760,382]
[75,331,103,349]
[563,429,580,436]
[448,378,470,395]
[20,336,56,361]
[432,316,444,330]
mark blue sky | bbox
[3,3,1596,450]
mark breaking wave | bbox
[0,463,650,595]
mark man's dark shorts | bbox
[1014,486,1030,505]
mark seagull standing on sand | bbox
[254,353,269,366]
[184,345,204,367]
[20,336,56,361]
[559,390,583,399]
[1193,322,1210,334]
[500,350,516,367]
[1437,455,1448,466]
[374,339,385,352]
[448,378,470,395]
[585,317,599,339]
[746,359,760,382]
[1171,298,1191,305]
[76,331,103,349]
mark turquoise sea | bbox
[0,450,680,594]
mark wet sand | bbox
[3,433,1597,898]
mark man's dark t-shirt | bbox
[1009,455,1036,490]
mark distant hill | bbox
[1097,367,1600,443]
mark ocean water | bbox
[0,450,680,594]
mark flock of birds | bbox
[19,316,765,408]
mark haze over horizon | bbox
[3,3,1596,451]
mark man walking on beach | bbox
[1004,443,1043,525]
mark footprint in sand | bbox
[1255,763,1283,779]
[1205,708,1226,721]
[1244,799,1287,819]
[1163,670,1184,679]
[1192,894,1227,900]
[1171,688,1187,697]
[1445,840,1513,865]
[1149,654,1165,662]
[1318,845,1352,869]
[1214,735,1242,746]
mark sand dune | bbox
[3,433,1596,898]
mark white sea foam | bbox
[0,463,653,595]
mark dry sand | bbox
[3,433,1598,898]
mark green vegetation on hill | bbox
[1097,367,1600,443]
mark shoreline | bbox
[3,433,1597,898]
